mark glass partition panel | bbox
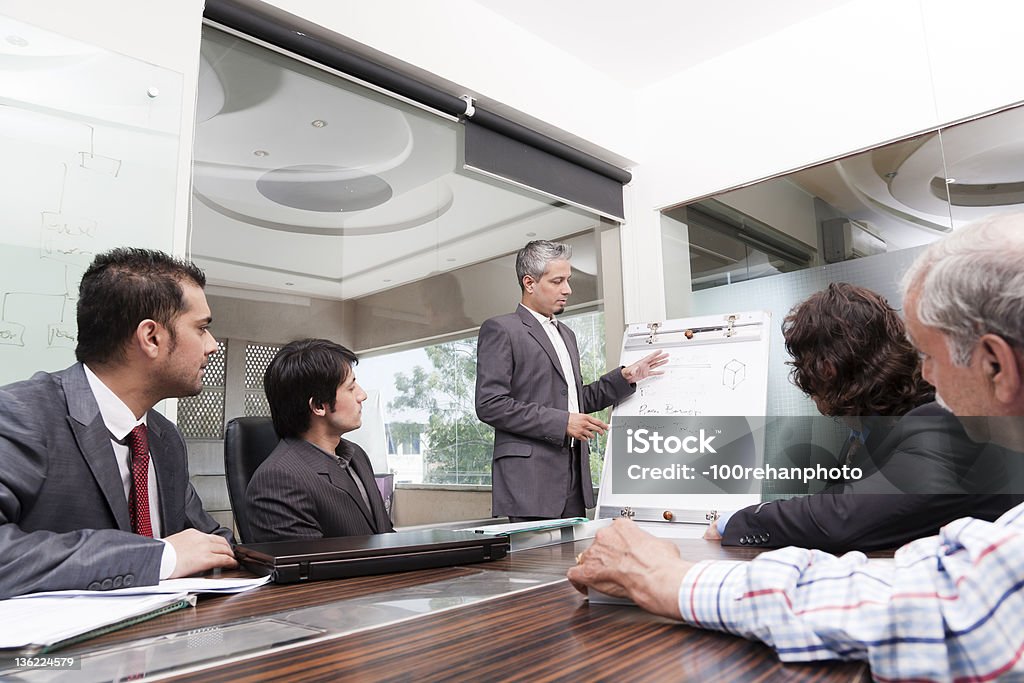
[659,101,1024,500]
[193,27,598,316]
[0,15,183,384]
[938,105,1024,229]
[662,128,957,310]
[189,27,606,492]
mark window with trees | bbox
[362,309,608,486]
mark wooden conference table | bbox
[15,538,873,682]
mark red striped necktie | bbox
[126,424,154,537]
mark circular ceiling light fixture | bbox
[256,164,393,212]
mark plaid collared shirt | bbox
[679,502,1024,682]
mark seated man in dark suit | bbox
[246,338,394,541]
[707,282,1020,551]
[0,248,236,599]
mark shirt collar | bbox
[83,364,146,440]
[519,302,556,326]
[849,424,871,444]
[304,438,353,468]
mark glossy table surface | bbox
[5,537,873,682]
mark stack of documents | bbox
[0,576,270,654]
[0,592,194,654]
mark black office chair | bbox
[223,416,280,543]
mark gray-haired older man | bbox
[567,214,1024,681]
[475,240,667,522]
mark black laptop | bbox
[235,529,510,583]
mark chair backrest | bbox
[223,416,280,543]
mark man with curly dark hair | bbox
[706,282,1019,552]
[784,282,933,418]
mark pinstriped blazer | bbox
[245,437,394,542]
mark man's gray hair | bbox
[515,240,572,291]
[901,212,1024,365]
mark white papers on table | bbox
[13,575,271,599]
[0,592,194,652]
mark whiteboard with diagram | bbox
[0,15,183,386]
[597,311,772,526]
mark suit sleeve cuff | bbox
[678,560,747,632]
[159,539,177,580]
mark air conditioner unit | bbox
[821,218,886,263]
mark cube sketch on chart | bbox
[723,359,746,390]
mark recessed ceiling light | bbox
[284,282,294,286]
[311,119,327,128]
[253,150,269,157]
[526,232,537,237]
[446,258,456,262]
[5,35,28,48]
[383,278,392,282]
[884,172,897,179]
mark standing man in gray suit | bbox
[246,339,394,541]
[475,240,668,522]
[0,248,236,599]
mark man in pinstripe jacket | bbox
[246,339,394,542]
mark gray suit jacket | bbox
[475,305,634,517]
[0,363,232,599]
[245,437,394,542]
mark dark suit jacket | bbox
[0,363,232,598]
[475,305,635,518]
[245,437,394,542]
[722,402,1024,552]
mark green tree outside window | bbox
[389,311,609,485]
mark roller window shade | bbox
[463,122,625,221]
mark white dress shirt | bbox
[520,304,579,414]
[83,365,176,578]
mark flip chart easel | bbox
[597,311,772,528]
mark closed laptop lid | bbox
[235,529,509,582]
[238,529,504,564]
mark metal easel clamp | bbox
[646,322,660,345]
